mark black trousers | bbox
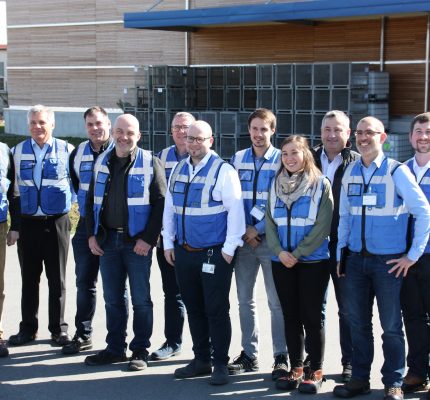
[17,214,70,335]
[174,244,234,366]
[400,253,430,379]
[272,259,329,370]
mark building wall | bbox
[189,15,429,115]
[6,0,187,108]
[6,1,430,116]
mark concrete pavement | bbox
[0,240,424,400]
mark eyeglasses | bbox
[354,130,382,137]
[186,136,212,144]
[172,125,190,131]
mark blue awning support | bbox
[124,0,430,32]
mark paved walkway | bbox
[0,241,423,399]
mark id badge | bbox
[250,205,265,221]
[202,263,215,274]
[363,193,377,206]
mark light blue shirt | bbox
[32,138,52,216]
[337,152,430,261]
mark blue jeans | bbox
[72,220,99,340]
[174,244,233,366]
[234,238,287,359]
[345,252,405,387]
[99,231,153,355]
[156,244,185,348]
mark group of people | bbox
[0,104,429,400]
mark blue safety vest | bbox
[342,157,408,254]
[170,154,227,248]
[232,145,280,226]
[406,158,430,253]
[93,147,153,237]
[157,145,188,182]
[0,143,11,223]
[73,140,114,217]
[269,176,329,261]
[13,138,71,215]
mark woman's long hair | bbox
[277,135,322,188]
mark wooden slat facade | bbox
[5,1,430,115]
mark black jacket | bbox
[312,142,360,244]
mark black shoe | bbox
[401,372,427,393]
[0,340,8,357]
[272,354,289,381]
[227,351,259,375]
[85,349,128,366]
[62,335,92,355]
[150,342,181,360]
[342,363,352,383]
[210,365,229,385]
[384,387,403,400]
[333,379,371,398]
[174,359,212,379]
[51,332,72,347]
[8,331,37,346]
[128,351,149,371]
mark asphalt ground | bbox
[0,241,425,400]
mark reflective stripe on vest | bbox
[406,158,430,253]
[170,155,227,247]
[74,141,115,215]
[342,158,408,254]
[13,138,71,215]
[232,146,280,225]
[269,175,329,261]
[93,147,153,237]
[0,143,10,222]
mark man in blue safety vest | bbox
[84,114,166,371]
[333,116,430,400]
[150,111,195,361]
[9,104,74,347]
[163,120,245,385]
[62,106,115,355]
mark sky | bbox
[0,2,6,45]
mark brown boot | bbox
[401,372,427,393]
[298,369,325,394]
[276,367,304,391]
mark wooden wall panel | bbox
[385,64,426,115]
[190,19,385,64]
[384,16,427,60]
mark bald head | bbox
[113,113,142,157]
[114,113,139,131]
[188,120,213,138]
[186,120,214,164]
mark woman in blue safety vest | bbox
[266,135,333,394]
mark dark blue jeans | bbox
[345,252,405,387]
[72,220,99,340]
[156,244,185,348]
[400,253,430,379]
[174,244,234,366]
[99,231,153,355]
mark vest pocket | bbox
[19,186,36,214]
[128,176,145,198]
[42,186,67,214]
